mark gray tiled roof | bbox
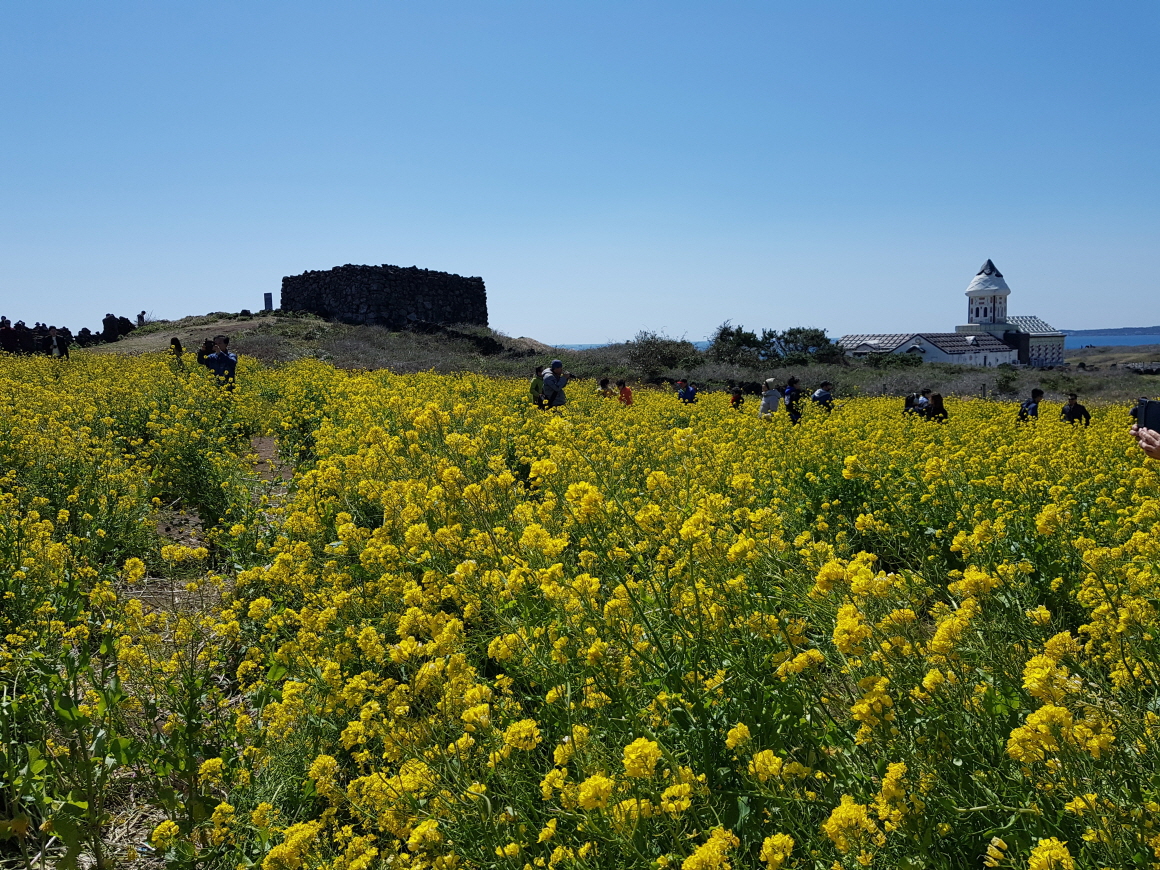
[1005,315,1062,336]
[839,332,1015,355]
[838,334,914,351]
[915,332,1012,354]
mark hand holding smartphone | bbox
[1138,399,1160,432]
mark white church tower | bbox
[964,259,1009,327]
[956,258,1065,366]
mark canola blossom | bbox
[2,352,1160,869]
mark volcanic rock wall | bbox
[280,264,487,328]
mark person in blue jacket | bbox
[676,379,698,404]
[1017,388,1044,422]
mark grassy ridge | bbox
[93,311,1160,404]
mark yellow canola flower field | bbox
[2,353,1160,870]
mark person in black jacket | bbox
[783,377,803,424]
[1060,393,1091,426]
[925,393,948,422]
[42,326,69,359]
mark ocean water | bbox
[1065,335,1160,349]
[559,336,1160,351]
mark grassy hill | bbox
[89,311,1160,404]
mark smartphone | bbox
[1138,399,1160,432]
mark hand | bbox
[1133,425,1160,459]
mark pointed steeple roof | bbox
[964,259,1011,296]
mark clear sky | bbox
[2,2,1157,344]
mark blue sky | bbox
[1,2,1157,344]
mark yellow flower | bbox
[537,818,558,843]
[725,723,751,750]
[197,757,226,786]
[822,795,883,854]
[622,737,662,778]
[150,819,181,849]
[759,833,794,869]
[681,827,739,870]
[748,750,783,783]
[1027,837,1074,870]
[503,718,543,751]
[577,773,614,810]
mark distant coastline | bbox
[1061,326,1160,336]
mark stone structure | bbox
[280,264,487,329]
[840,260,1065,367]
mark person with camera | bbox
[199,335,238,389]
[1133,397,1160,458]
[542,360,571,409]
[1133,426,1160,458]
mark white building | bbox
[954,260,1065,366]
[840,331,1018,366]
[1000,316,1065,367]
[839,260,1065,367]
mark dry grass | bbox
[87,313,1160,405]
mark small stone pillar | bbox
[263,292,273,312]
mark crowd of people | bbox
[0,310,149,355]
[523,364,1130,436]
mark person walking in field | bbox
[1060,393,1090,426]
[42,326,69,359]
[530,367,546,409]
[542,360,571,409]
[811,381,834,412]
[783,377,803,424]
[1017,388,1044,422]
[759,378,780,418]
[676,379,698,404]
[617,379,633,406]
[730,387,745,410]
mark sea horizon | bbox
[554,335,1160,351]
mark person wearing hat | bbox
[759,378,780,418]
[542,360,572,409]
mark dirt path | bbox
[251,434,292,482]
